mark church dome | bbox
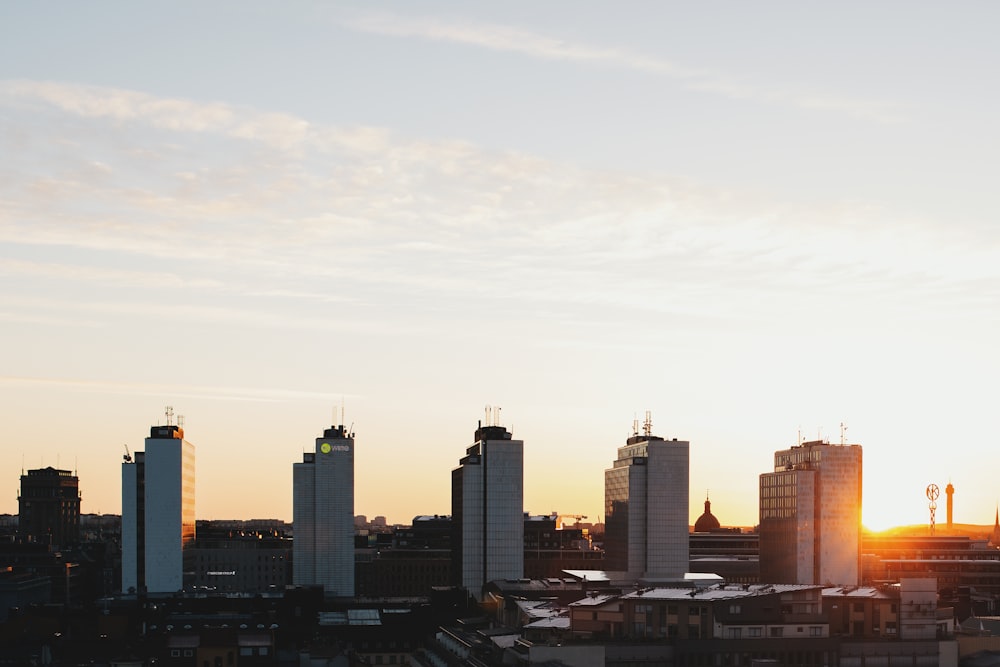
[694,497,721,532]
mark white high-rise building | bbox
[293,423,354,597]
[122,420,195,594]
[451,420,523,600]
[604,414,689,580]
[759,439,863,586]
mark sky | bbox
[2,2,999,532]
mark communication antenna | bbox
[496,406,502,426]
[643,410,652,438]
[178,415,185,429]
[485,404,492,426]
[632,415,639,437]
[927,483,940,535]
[165,405,175,426]
[840,422,847,445]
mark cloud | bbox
[0,80,990,335]
[340,12,906,123]
[0,375,351,403]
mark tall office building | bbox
[759,439,862,586]
[604,413,690,580]
[451,418,523,600]
[122,419,196,593]
[293,423,355,597]
[17,467,81,547]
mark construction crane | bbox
[123,444,132,463]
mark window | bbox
[727,627,742,639]
[770,627,783,638]
[809,626,823,637]
[729,604,742,614]
[240,648,253,656]
[748,627,762,637]
[854,602,865,612]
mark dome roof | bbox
[694,497,721,532]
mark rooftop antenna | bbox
[178,414,185,429]
[797,426,802,445]
[840,422,847,445]
[632,414,639,437]
[496,406,502,426]
[485,404,492,426]
[165,405,175,426]
[643,410,652,438]
[341,396,345,427]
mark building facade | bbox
[759,439,862,586]
[122,422,196,594]
[604,415,689,580]
[17,467,81,547]
[293,423,355,597]
[451,420,524,600]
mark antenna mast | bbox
[927,483,940,535]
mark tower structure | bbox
[604,412,690,580]
[451,413,523,600]
[759,439,862,586]
[946,482,955,531]
[293,422,355,597]
[122,413,196,594]
[18,467,81,547]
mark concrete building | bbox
[17,467,81,547]
[122,421,196,594]
[604,414,689,580]
[188,520,291,594]
[451,419,524,600]
[293,423,355,597]
[759,439,862,586]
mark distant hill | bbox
[865,524,996,540]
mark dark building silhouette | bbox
[17,467,81,548]
[693,495,721,533]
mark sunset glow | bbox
[2,4,999,532]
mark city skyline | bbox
[3,4,1000,531]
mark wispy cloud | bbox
[341,12,905,123]
[0,375,351,403]
[0,79,988,335]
